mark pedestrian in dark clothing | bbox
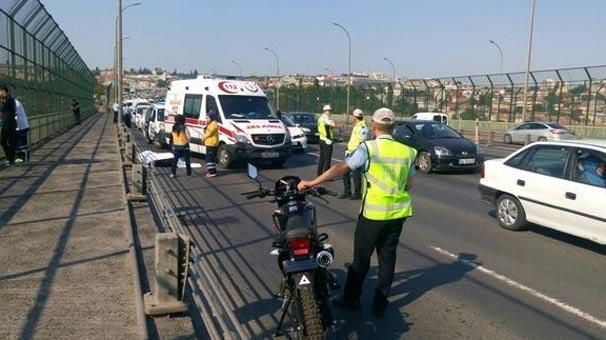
[170,115,192,178]
[0,85,18,165]
[71,99,81,125]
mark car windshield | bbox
[547,123,567,130]
[281,116,295,127]
[218,95,277,120]
[415,122,461,139]
[137,106,149,114]
[291,113,316,124]
[157,109,164,121]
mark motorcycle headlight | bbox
[235,133,251,144]
[433,146,452,157]
[300,127,311,133]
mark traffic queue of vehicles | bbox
[136,76,603,246]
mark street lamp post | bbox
[264,47,280,111]
[521,0,537,123]
[333,22,351,122]
[383,57,396,109]
[230,60,243,78]
[488,40,504,73]
[116,1,141,121]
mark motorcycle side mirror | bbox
[247,163,258,180]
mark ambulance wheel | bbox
[219,145,234,168]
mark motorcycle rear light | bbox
[288,238,311,256]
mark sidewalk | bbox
[0,114,138,338]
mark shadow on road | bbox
[332,253,479,339]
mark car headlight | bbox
[300,127,311,133]
[235,133,251,144]
[475,145,484,155]
[433,146,452,157]
[284,130,291,144]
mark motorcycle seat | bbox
[283,215,314,240]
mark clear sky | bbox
[43,0,605,78]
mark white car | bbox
[410,112,448,125]
[479,140,606,244]
[280,116,308,153]
[503,121,576,144]
[145,104,167,148]
[134,104,150,130]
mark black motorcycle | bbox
[242,164,337,339]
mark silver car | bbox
[504,122,576,144]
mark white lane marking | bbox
[307,152,342,163]
[430,245,606,329]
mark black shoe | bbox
[332,297,360,311]
[372,291,389,318]
[350,195,362,200]
[338,193,351,199]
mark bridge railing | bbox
[0,0,96,159]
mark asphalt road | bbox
[136,129,606,339]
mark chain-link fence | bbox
[267,65,606,127]
[1,0,96,158]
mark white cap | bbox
[322,104,332,111]
[352,108,363,117]
[372,107,395,124]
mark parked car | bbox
[280,116,308,153]
[145,104,167,148]
[393,120,484,173]
[410,112,449,125]
[503,121,576,144]
[286,112,319,143]
[479,140,606,244]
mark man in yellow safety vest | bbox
[317,104,336,175]
[340,108,368,200]
[298,107,417,318]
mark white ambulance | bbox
[163,76,291,168]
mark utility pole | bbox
[117,0,123,118]
[488,40,504,73]
[521,0,537,122]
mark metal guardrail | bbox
[270,65,606,126]
[126,127,250,339]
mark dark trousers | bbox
[113,111,118,123]
[171,148,192,176]
[205,146,218,174]
[343,167,362,197]
[124,114,131,128]
[1,125,17,163]
[317,140,333,175]
[343,215,406,301]
[74,111,81,125]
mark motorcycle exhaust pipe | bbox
[316,250,333,268]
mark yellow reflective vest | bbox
[347,120,368,153]
[362,138,417,220]
[317,114,333,143]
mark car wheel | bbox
[416,151,432,174]
[218,144,234,168]
[504,134,512,144]
[495,194,527,231]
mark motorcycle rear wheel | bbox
[298,287,326,340]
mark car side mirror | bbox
[247,163,258,180]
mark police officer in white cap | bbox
[340,108,368,200]
[299,107,417,318]
[317,104,336,175]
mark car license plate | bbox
[459,158,475,165]
[262,152,279,159]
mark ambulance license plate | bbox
[262,152,279,159]
[459,158,475,165]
